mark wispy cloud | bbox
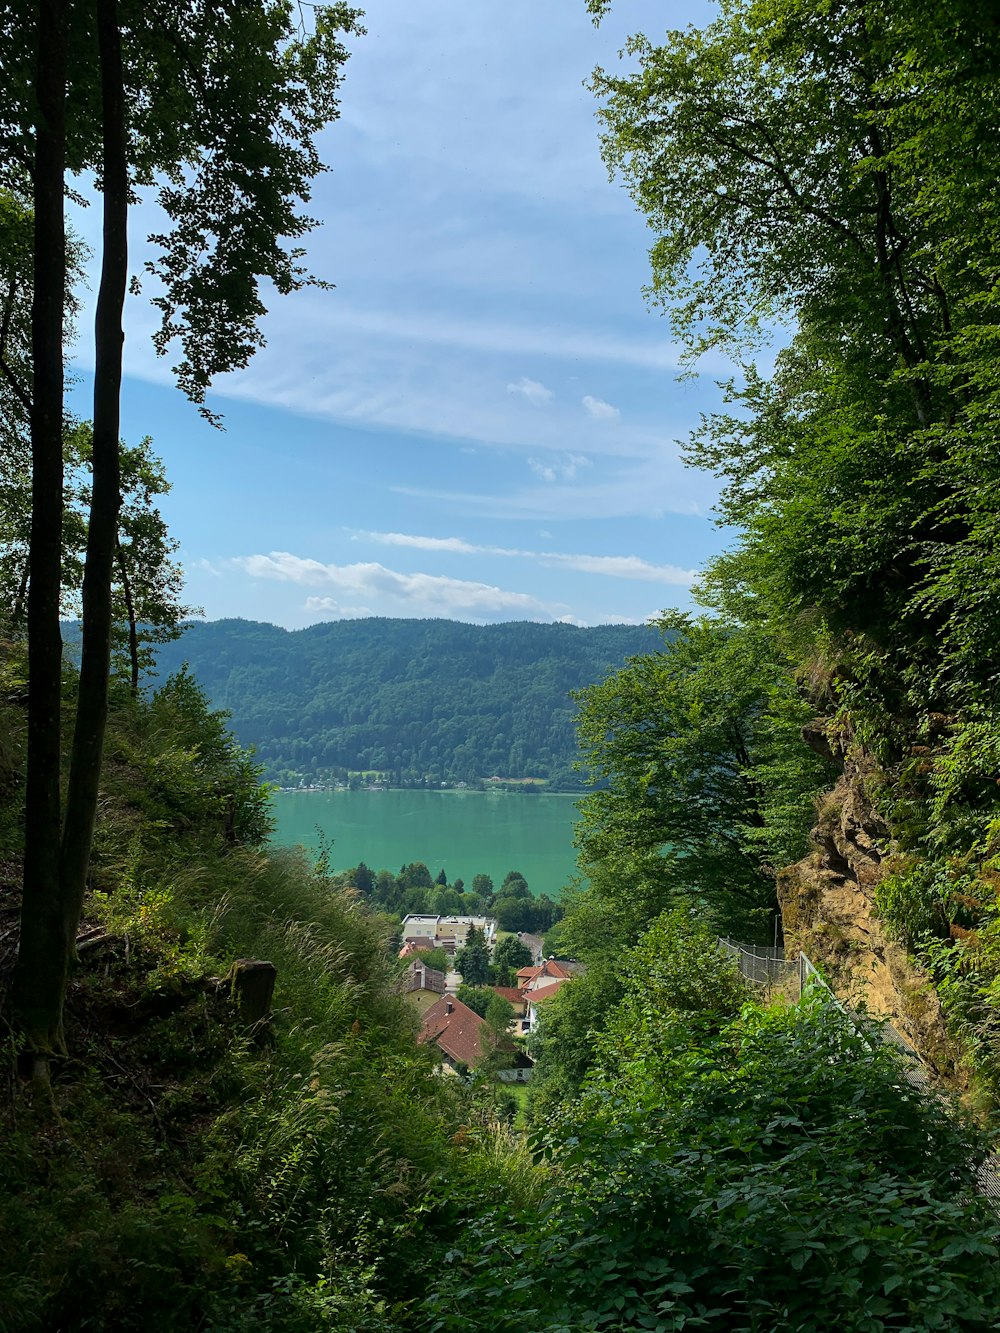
[543,552,695,584]
[356,530,698,586]
[582,394,620,421]
[507,376,553,405]
[390,449,709,521]
[528,452,590,483]
[304,597,374,618]
[235,552,554,616]
[293,304,683,372]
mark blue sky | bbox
[69,0,733,629]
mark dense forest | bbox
[5,0,1000,1329]
[150,617,663,787]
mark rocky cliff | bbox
[778,719,965,1088]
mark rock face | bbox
[778,719,965,1087]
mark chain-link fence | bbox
[718,937,799,991]
[720,937,1000,1210]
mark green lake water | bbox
[270,789,582,898]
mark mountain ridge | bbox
[151,615,667,787]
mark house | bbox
[516,958,575,992]
[401,958,446,1012]
[524,978,567,1033]
[489,985,528,1025]
[400,913,498,956]
[419,996,487,1072]
[516,932,545,965]
[399,937,437,958]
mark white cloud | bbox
[235,551,552,616]
[507,376,553,405]
[359,532,478,554]
[582,394,620,421]
[543,552,696,585]
[357,531,698,586]
[304,596,374,618]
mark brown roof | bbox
[399,938,436,957]
[490,985,525,1007]
[419,997,486,1068]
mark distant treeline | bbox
[327,861,563,939]
[151,617,664,788]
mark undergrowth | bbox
[0,646,528,1331]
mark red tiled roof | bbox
[527,979,567,1005]
[519,958,574,988]
[490,986,526,1007]
[419,997,486,1068]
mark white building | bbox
[400,914,498,955]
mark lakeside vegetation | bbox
[151,617,664,790]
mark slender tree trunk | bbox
[115,536,139,692]
[59,0,127,949]
[11,0,70,1054]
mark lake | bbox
[270,789,583,898]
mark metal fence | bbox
[720,937,1000,1209]
[718,936,799,990]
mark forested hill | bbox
[151,617,664,786]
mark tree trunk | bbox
[12,0,70,1055]
[59,0,127,953]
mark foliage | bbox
[151,616,664,786]
[0,640,505,1331]
[456,985,493,1018]
[527,958,623,1119]
[412,947,450,975]
[429,922,1000,1332]
[344,858,564,938]
[477,994,516,1076]
[573,613,832,946]
[492,935,533,974]
[582,0,1000,1092]
[454,927,491,987]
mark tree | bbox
[400,861,433,890]
[352,862,374,897]
[573,614,831,945]
[586,0,1000,710]
[472,873,494,897]
[478,993,516,1076]
[455,984,492,1019]
[413,947,449,975]
[3,0,362,1054]
[454,927,490,987]
[583,0,1000,1058]
[0,190,85,631]
[435,868,447,886]
[499,870,530,898]
[493,897,531,934]
[492,935,533,974]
